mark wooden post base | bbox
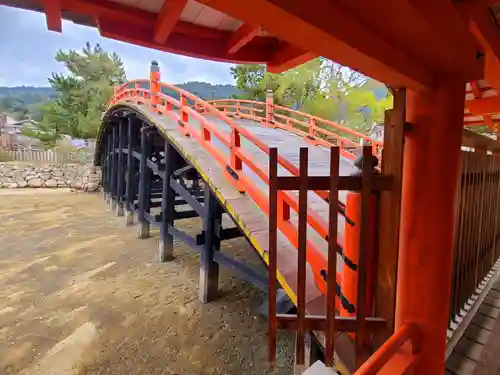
[137,221,149,239]
[125,210,134,225]
[158,237,173,262]
[116,202,124,217]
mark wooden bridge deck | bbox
[446,264,500,375]
[203,115,357,260]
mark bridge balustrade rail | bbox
[354,323,419,375]
[449,149,500,332]
[208,98,383,160]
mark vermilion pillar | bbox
[150,61,161,112]
[396,81,465,374]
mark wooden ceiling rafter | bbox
[467,95,500,116]
[59,0,224,39]
[195,0,433,90]
[227,23,261,54]
[154,0,189,44]
[63,0,156,26]
[461,3,500,91]
[267,43,316,73]
[96,16,275,64]
[405,0,482,78]
[42,0,62,32]
[468,80,496,130]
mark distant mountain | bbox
[0,86,57,98]
[0,82,240,121]
[0,81,239,101]
[177,81,240,99]
[0,86,58,121]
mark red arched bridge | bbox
[97,62,387,373]
[96,62,500,374]
[5,0,500,373]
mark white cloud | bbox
[0,6,235,86]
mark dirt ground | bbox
[0,189,293,375]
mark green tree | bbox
[230,57,392,133]
[230,64,267,100]
[23,43,126,147]
[22,102,64,146]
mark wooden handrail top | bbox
[354,323,418,375]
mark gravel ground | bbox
[0,190,294,375]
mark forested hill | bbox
[177,81,240,99]
[0,82,239,99]
[0,82,240,120]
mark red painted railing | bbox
[355,323,419,375]
[109,76,350,296]
[209,98,383,160]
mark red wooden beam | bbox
[469,81,482,97]
[404,0,482,80]
[462,5,500,90]
[227,23,261,54]
[43,0,62,32]
[64,0,155,26]
[154,0,188,44]
[97,17,275,64]
[267,43,316,73]
[469,81,496,129]
[55,0,227,39]
[467,96,500,115]
[195,0,432,90]
[464,120,498,126]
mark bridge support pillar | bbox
[116,119,126,217]
[199,186,222,303]
[137,126,152,239]
[105,133,113,204]
[125,116,138,226]
[159,142,175,262]
[109,125,118,211]
[396,80,465,374]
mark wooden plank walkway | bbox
[446,268,500,375]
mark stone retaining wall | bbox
[0,163,101,191]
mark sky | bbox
[0,6,235,87]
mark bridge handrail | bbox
[108,78,348,297]
[204,98,383,159]
[274,104,382,146]
[210,98,265,106]
[355,323,419,375]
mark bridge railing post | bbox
[308,117,316,138]
[229,128,243,191]
[266,89,274,125]
[342,153,379,340]
[180,93,189,124]
[201,119,211,142]
[150,61,161,113]
[134,82,140,103]
[235,101,241,117]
